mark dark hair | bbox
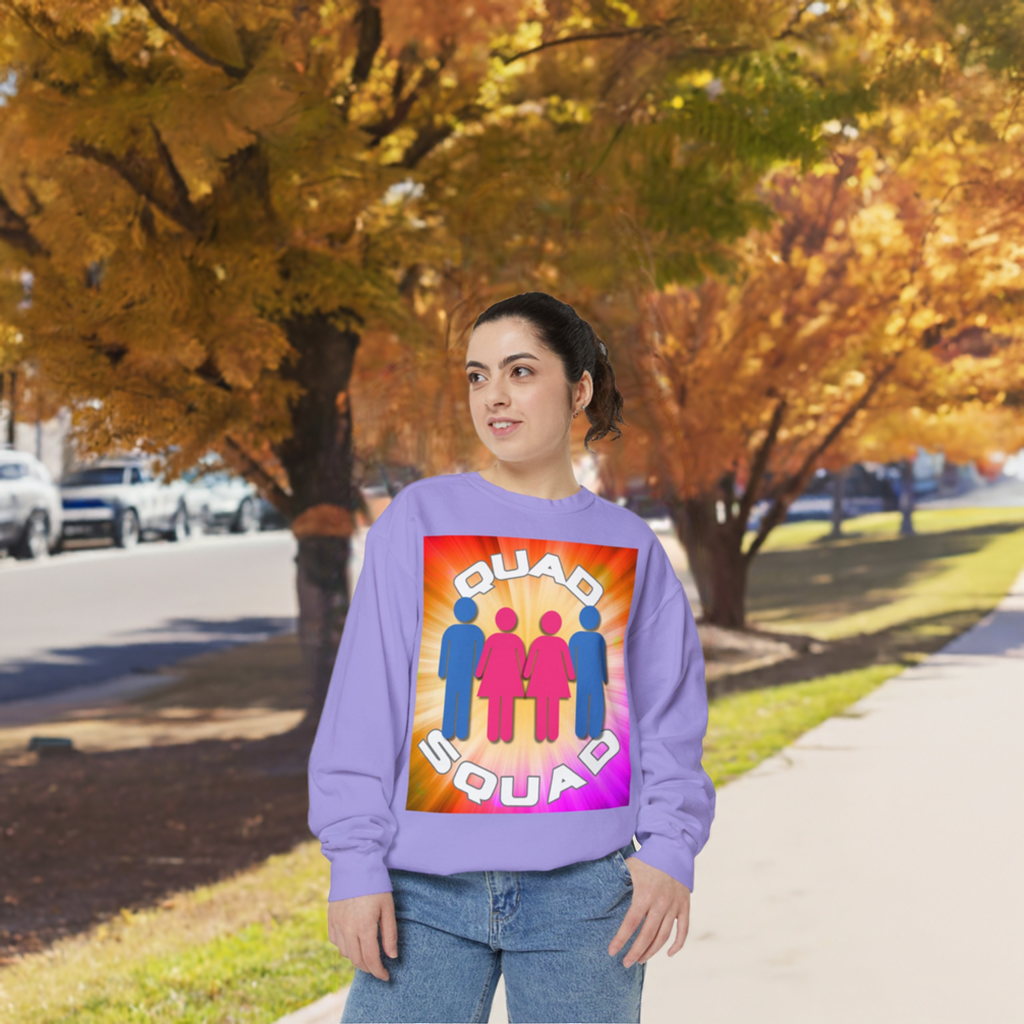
[472,291,625,453]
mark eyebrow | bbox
[465,352,540,372]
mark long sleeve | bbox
[307,513,419,902]
[626,545,716,893]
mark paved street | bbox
[921,475,1024,509]
[0,532,298,704]
[279,563,1024,1024]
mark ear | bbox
[580,370,595,405]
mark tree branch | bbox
[399,102,484,168]
[138,0,246,79]
[362,41,455,144]
[494,27,657,65]
[222,434,293,514]
[745,364,896,561]
[351,0,383,85]
[0,190,47,256]
[336,0,383,123]
[68,140,199,235]
[737,397,786,529]
[149,121,202,230]
[493,19,760,67]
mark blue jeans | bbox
[341,840,646,1023]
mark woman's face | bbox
[465,317,588,465]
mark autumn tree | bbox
[0,1,874,719]
[347,1,898,487]
[603,45,1024,628]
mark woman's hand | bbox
[327,893,399,982]
[608,857,691,968]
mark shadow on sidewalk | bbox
[939,606,1024,658]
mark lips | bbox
[488,419,521,437]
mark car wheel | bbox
[167,503,190,543]
[232,497,260,534]
[14,510,49,560]
[114,508,140,549]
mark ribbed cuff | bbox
[632,834,697,892]
[327,852,394,902]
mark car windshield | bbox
[63,467,127,486]
[0,462,29,480]
[198,471,233,486]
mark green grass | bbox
[0,843,354,1023]
[3,506,1023,1023]
[703,664,901,786]
[747,507,1024,642]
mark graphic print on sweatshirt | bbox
[406,535,638,814]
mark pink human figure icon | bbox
[475,607,527,743]
[523,610,576,742]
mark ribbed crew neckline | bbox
[464,471,597,515]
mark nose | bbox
[482,377,511,409]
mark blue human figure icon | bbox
[568,606,608,740]
[439,597,485,741]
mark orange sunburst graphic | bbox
[406,534,638,814]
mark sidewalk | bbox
[280,565,1024,1024]
[640,563,1024,1024]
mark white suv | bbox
[0,447,64,559]
[60,458,192,548]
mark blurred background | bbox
[1,2,1023,1021]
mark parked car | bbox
[60,457,191,548]
[0,447,63,559]
[182,469,262,534]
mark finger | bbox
[357,926,390,982]
[623,906,665,968]
[667,908,691,956]
[327,920,345,958]
[380,901,400,959]
[635,912,675,965]
[608,902,646,957]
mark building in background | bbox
[0,406,73,484]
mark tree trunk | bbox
[829,467,848,539]
[274,312,362,730]
[668,494,750,629]
[4,370,16,445]
[899,458,916,536]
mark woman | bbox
[308,291,716,1023]
[475,606,528,743]
[523,609,576,743]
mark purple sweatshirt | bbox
[308,471,716,901]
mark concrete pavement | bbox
[279,562,1024,1024]
[638,563,1024,1023]
[0,531,298,703]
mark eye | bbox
[510,365,533,378]
[467,372,483,384]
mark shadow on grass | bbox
[0,723,317,959]
[746,522,1022,624]
[131,632,306,712]
[706,608,994,700]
